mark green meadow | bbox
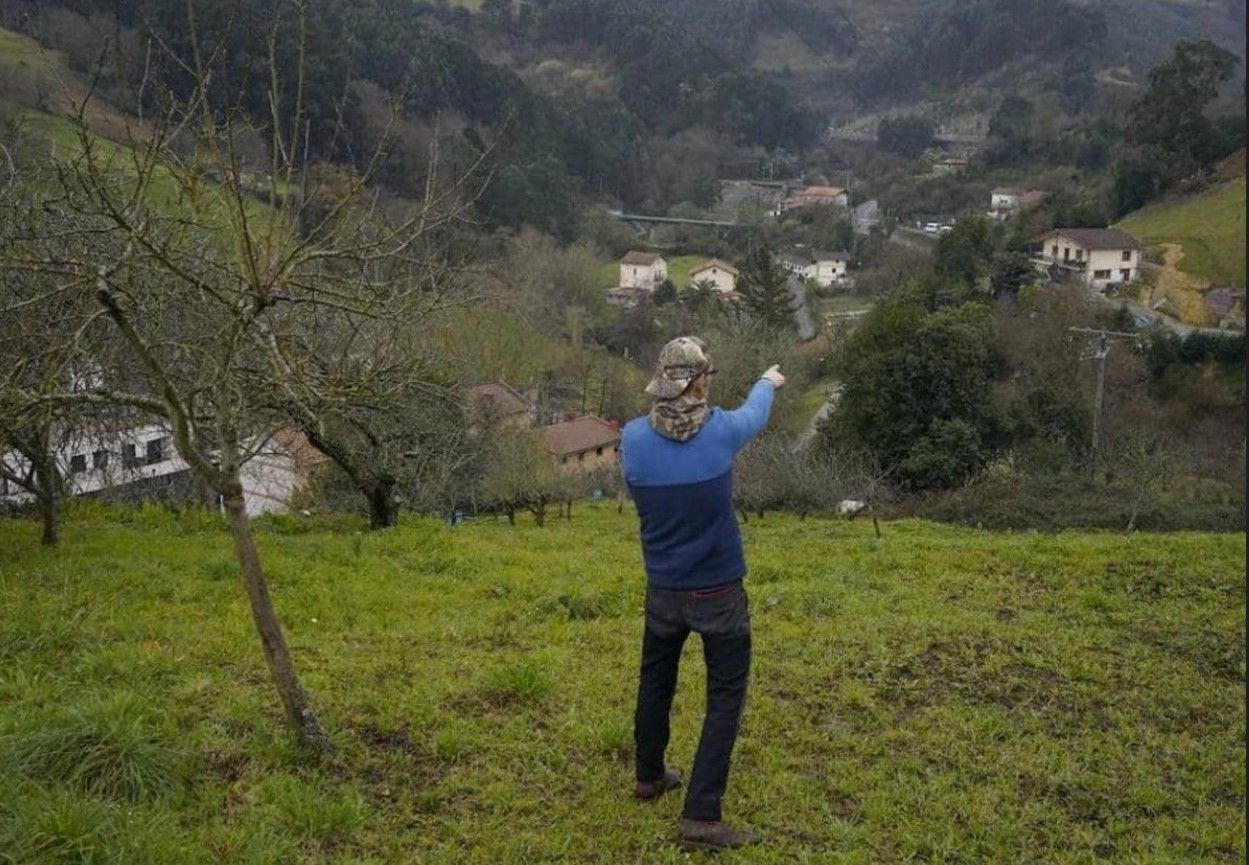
[1118,176,1247,287]
[0,504,1243,863]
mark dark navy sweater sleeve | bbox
[621,380,775,590]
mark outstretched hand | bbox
[760,365,785,389]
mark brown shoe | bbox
[679,819,762,851]
[634,768,683,801]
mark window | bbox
[123,444,138,468]
[1093,269,1111,279]
[1051,244,1058,257]
[69,454,87,474]
[595,447,604,456]
[1122,250,1132,262]
[145,437,166,465]
[1074,249,1083,262]
[93,450,109,470]
[1120,269,1132,281]
[577,452,585,462]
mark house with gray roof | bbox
[1038,228,1141,290]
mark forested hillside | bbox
[2,0,1241,237]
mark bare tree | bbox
[1111,429,1181,533]
[483,429,561,526]
[0,2,483,754]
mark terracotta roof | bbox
[690,258,739,277]
[1047,228,1141,250]
[621,251,665,266]
[541,415,620,458]
[802,185,845,197]
[469,382,531,417]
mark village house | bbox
[0,424,326,516]
[779,249,851,288]
[688,259,739,294]
[988,187,1046,221]
[618,251,668,289]
[1038,228,1141,290]
[775,185,848,215]
[540,414,620,472]
[469,382,535,428]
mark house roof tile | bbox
[469,382,531,417]
[621,251,665,265]
[541,415,620,458]
[690,258,739,277]
[1047,228,1141,250]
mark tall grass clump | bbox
[4,696,187,803]
[0,782,116,865]
[254,775,367,848]
[482,661,556,707]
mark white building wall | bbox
[1,425,302,517]
[1085,248,1140,288]
[1040,238,1139,289]
[690,267,736,293]
[990,192,1019,210]
[812,260,849,287]
[619,260,668,289]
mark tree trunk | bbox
[366,480,398,530]
[1126,492,1145,533]
[872,515,882,539]
[222,483,333,757]
[507,507,515,526]
[38,491,59,547]
[564,500,573,521]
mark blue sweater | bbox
[620,380,775,590]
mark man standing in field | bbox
[620,335,784,851]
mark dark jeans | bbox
[634,581,752,821]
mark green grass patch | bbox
[0,504,1243,862]
[1118,177,1247,287]
[0,26,63,72]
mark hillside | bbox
[1118,174,1247,289]
[1,505,1243,863]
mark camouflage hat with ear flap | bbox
[645,336,714,399]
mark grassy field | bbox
[1117,176,1247,288]
[0,505,1243,863]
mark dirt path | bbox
[1139,243,1211,326]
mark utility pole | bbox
[1069,327,1138,474]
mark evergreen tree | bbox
[737,248,795,330]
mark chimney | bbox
[563,412,576,423]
